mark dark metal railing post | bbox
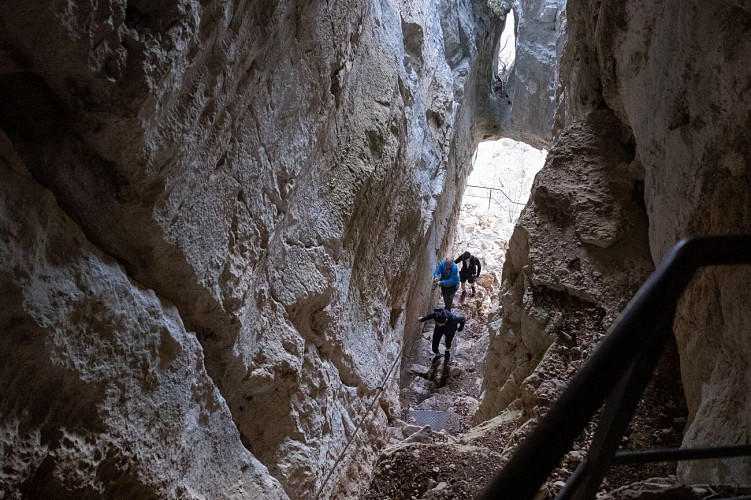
[560,319,674,500]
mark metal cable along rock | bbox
[313,344,405,500]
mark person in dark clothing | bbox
[418,307,466,361]
[433,257,460,310]
[454,251,482,298]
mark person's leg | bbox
[468,275,476,296]
[444,331,456,359]
[431,329,442,358]
[445,285,458,309]
[441,286,453,309]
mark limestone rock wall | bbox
[505,0,566,148]
[476,110,653,422]
[0,134,286,499]
[0,0,506,498]
[561,0,751,485]
[467,0,566,148]
[480,0,751,487]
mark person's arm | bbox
[433,262,442,281]
[454,255,462,264]
[418,313,434,322]
[475,257,482,277]
[456,315,466,332]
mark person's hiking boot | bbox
[460,290,466,301]
[471,285,476,297]
[444,351,450,360]
[432,354,441,364]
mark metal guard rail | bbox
[477,235,751,500]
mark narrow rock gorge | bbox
[1,1,750,499]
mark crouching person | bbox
[418,307,466,362]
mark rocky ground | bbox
[362,286,692,499]
[363,282,505,500]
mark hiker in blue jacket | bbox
[433,257,460,310]
[418,307,466,361]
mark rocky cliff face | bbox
[7,0,746,495]
[477,109,653,420]
[505,0,566,148]
[590,1,751,485]
[479,0,751,488]
[0,0,514,497]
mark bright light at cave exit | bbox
[454,8,545,268]
[498,8,515,72]
[456,139,545,271]
[464,140,546,238]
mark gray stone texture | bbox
[562,0,751,485]
[476,109,653,423]
[480,0,751,487]
[0,0,523,497]
[506,0,566,148]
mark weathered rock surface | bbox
[506,0,567,148]
[477,0,751,492]
[475,109,654,428]
[6,0,748,495]
[0,134,286,498]
[0,0,530,498]
[559,0,751,486]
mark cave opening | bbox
[448,138,546,412]
[459,138,546,253]
[492,6,515,103]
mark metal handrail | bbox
[313,344,404,499]
[613,444,751,465]
[465,184,527,208]
[477,235,751,500]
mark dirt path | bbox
[396,285,493,437]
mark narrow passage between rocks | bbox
[362,140,544,499]
[388,139,545,448]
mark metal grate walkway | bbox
[407,409,460,433]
